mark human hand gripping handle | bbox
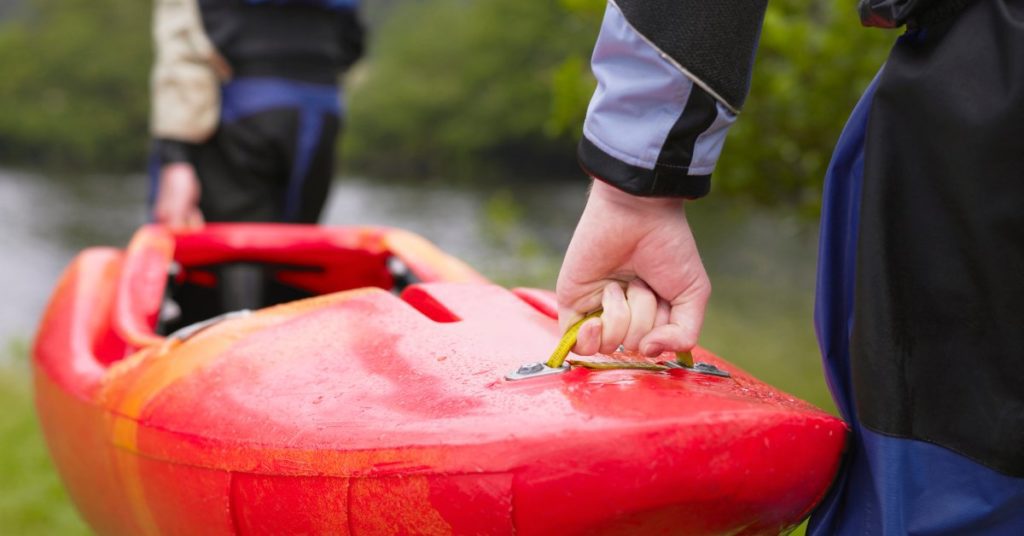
[154,162,205,231]
[556,180,711,358]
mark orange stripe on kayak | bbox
[109,415,139,454]
[107,288,382,447]
[384,230,488,284]
[102,289,384,533]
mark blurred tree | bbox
[344,0,600,179]
[0,0,896,212]
[544,0,603,140]
[0,0,151,170]
[717,1,896,211]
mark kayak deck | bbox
[34,224,846,535]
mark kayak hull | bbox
[34,224,846,535]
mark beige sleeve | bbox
[150,0,231,142]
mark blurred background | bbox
[0,0,895,532]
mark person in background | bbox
[557,0,1024,533]
[149,0,364,311]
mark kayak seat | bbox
[112,223,488,351]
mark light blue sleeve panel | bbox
[579,1,737,198]
[582,2,693,171]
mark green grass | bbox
[0,339,90,535]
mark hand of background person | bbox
[154,162,205,230]
[556,180,711,357]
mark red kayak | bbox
[34,224,846,535]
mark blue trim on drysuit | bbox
[220,77,341,222]
[807,71,1024,535]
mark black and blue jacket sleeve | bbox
[578,0,768,198]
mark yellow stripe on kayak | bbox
[102,288,384,535]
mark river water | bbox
[0,168,834,410]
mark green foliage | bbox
[344,0,600,177]
[0,0,151,169]
[543,0,603,139]
[557,0,605,17]
[481,190,546,264]
[544,55,592,139]
[715,1,895,209]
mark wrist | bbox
[161,162,194,174]
[589,178,684,212]
[158,163,201,203]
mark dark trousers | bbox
[194,77,342,311]
[197,77,342,224]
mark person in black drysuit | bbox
[556,1,1024,532]
[149,0,364,312]
[151,0,363,226]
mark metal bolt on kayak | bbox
[661,360,732,378]
[518,363,543,375]
[505,362,570,381]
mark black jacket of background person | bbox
[199,0,364,85]
[154,0,364,166]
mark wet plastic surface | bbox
[34,224,847,535]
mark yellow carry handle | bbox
[545,310,695,370]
